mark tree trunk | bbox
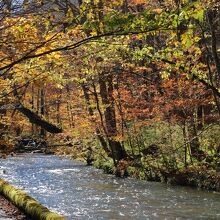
[188,121,206,162]
[40,89,46,137]
[81,83,111,156]
[66,85,74,128]
[99,74,126,162]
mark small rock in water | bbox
[0,169,6,174]
[0,154,7,159]
[10,152,16,157]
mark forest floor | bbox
[0,195,28,220]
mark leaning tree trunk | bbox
[17,103,62,133]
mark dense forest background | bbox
[1,0,220,189]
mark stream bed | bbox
[0,154,220,219]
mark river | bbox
[0,154,220,219]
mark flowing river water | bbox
[0,154,220,219]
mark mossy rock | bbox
[0,179,66,220]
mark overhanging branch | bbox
[0,28,173,74]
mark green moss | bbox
[0,179,65,220]
[93,158,115,174]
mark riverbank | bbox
[92,156,220,192]
[0,195,28,220]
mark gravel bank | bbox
[0,195,28,220]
